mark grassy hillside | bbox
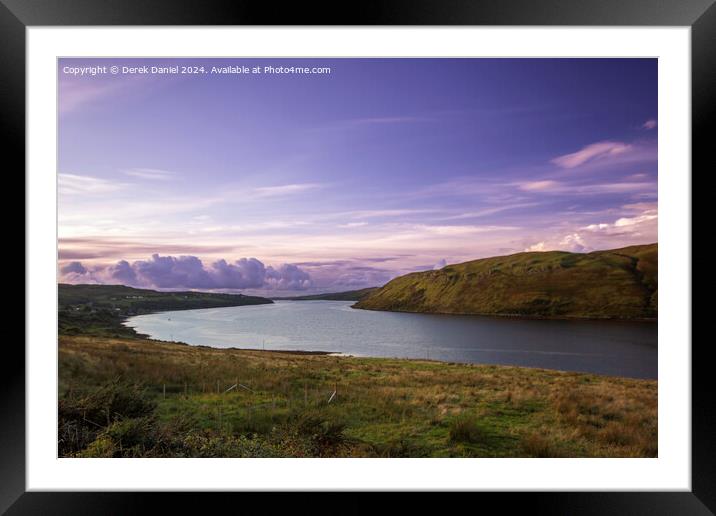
[354,244,657,320]
[273,287,380,301]
[59,284,272,338]
[59,335,657,458]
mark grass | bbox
[59,335,657,458]
[354,243,657,320]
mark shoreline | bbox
[349,303,658,323]
[130,334,656,381]
[122,302,656,381]
[65,334,658,383]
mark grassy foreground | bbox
[59,335,657,458]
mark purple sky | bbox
[58,58,657,294]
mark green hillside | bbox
[354,243,657,320]
[58,283,272,337]
[272,287,380,301]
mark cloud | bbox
[551,141,633,169]
[59,174,126,196]
[252,183,323,198]
[557,233,588,253]
[293,260,351,268]
[265,264,312,290]
[525,242,547,252]
[363,256,403,263]
[642,119,657,130]
[58,238,238,261]
[133,254,213,289]
[412,224,519,236]
[210,258,267,289]
[59,254,312,291]
[59,70,163,115]
[107,260,138,285]
[581,205,657,235]
[344,209,438,219]
[59,80,122,115]
[440,202,541,220]
[124,168,174,181]
[524,233,588,253]
[518,180,560,192]
[514,180,655,196]
[60,261,87,275]
[524,204,657,254]
[328,266,394,289]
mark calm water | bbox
[125,300,657,379]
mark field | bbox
[59,335,657,458]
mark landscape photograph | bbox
[58,57,657,458]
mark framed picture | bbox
[9,0,709,511]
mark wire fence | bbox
[62,378,341,407]
[61,378,343,434]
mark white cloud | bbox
[558,233,588,252]
[518,180,561,192]
[252,183,323,198]
[583,211,657,233]
[413,224,519,236]
[345,209,439,219]
[59,174,126,196]
[525,242,547,252]
[433,258,447,270]
[513,180,655,196]
[551,141,633,169]
[438,203,541,220]
[524,233,588,253]
[642,119,657,130]
[124,168,175,180]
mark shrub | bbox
[58,380,156,456]
[448,415,487,444]
[274,411,348,456]
[181,434,279,458]
[520,432,558,457]
[373,438,420,458]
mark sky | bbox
[58,58,657,295]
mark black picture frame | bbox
[6,0,709,512]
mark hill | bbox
[272,287,380,301]
[59,283,272,337]
[353,243,657,320]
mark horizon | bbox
[58,58,657,295]
[58,240,658,296]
